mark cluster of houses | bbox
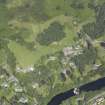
[0,66,31,104]
[1,75,19,88]
[60,45,82,81]
[93,96,105,105]
[63,45,83,57]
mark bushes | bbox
[5,48,16,71]
[36,22,65,45]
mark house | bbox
[92,64,102,71]
[63,47,74,56]
[0,75,5,79]
[15,87,23,93]
[18,97,28,104]
[16,65,34,73]
[32,83,39,89]
[48,56,57,61]
[8,75,18,83]
[69,62,77,69]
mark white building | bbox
[18,97,28,103]
[63,47,74,56]
[16,65,34,73]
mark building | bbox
[63,47,74,56]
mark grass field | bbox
[8,15,76,67]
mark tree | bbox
[33,0,48,21]
[71,46,97,73]
[36,22,65,45]
[71,0,84,9]
[5,47,16,73]
[82,3,105,39]
[82,22,95,39]
[95,3,105,36]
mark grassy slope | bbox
[7,0,95,67]
[8,15,76,67]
